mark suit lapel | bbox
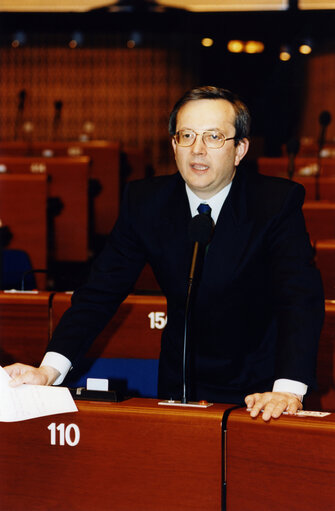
[154,174,193,288]
[202,168,255,287]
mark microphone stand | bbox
[182,242,199,403]
[158,214,214,409]
[316,111,332,201]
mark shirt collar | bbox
[185,182,232,224]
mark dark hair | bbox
[168,86,251,145]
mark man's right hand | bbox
[4,363,60,387]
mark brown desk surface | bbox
[226,406,335,511]
[0,398,229,511]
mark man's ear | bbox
[171,137,177,156]
[234,138,249,167]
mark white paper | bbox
[0,365,78,422]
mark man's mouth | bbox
[191,163,209,171]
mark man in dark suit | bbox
[6,86,324,421]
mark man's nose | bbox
[191,133,207,154]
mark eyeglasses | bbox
[174,129,236,149]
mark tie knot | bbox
[197,203,212,216]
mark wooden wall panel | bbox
[300,53,335,141]
[0,47,196,174]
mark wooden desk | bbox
[258,162,335,201]
[283,141,335,158]
[0,155,90,262]
[0,398,229,511]
[0,141,121,236]
[305,300,335,412]
[226,407,335,511]
[37,141,121,235]
[303,201,335,241]
[51,292,166,359]
[0,291,51,366]
[258,156,335,177]
[0,174,47,288]
[314,240,335,299]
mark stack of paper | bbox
[0,365,78,422]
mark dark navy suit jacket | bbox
[48,168,324,404]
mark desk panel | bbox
[0,291,51,365]
[51,293,165,359]
[259,165,335,201]
[0,140,120,236]
[258,157,335,177]
[0,174,47,288]
[305,300,335,412]
[226,407,335,511]
[0,156,90,261]
[315,240,335,299]
[0,398,228,511]
[303,201,335,241]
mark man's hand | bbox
[4,363,60,387]
[245,391,303,422]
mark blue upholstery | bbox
[64,358,159,398]
[1,249,36,290]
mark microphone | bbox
[181,213,214,404]
[315,111,332,200]
[318,110,332,153]
[286,138,300,180]
[53,100,63,140]
[18,89,26,111]
[14,89,26,140]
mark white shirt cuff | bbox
[272,378,308,398]
[40,352,72,385]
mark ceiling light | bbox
[201,37,214,47]
[279,46,291,61]
[299,43,312,55]
[244,40,264,54]
[227,40,244,53]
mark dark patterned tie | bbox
[197,203,214,255]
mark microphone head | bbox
[189,214,214,245]
[319,110,332,127]
[286,138,300,156]
[54,100,63,112]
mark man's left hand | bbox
[245,392,303,422]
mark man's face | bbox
[172,98,249,199]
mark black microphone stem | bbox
[182,241,199,404]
